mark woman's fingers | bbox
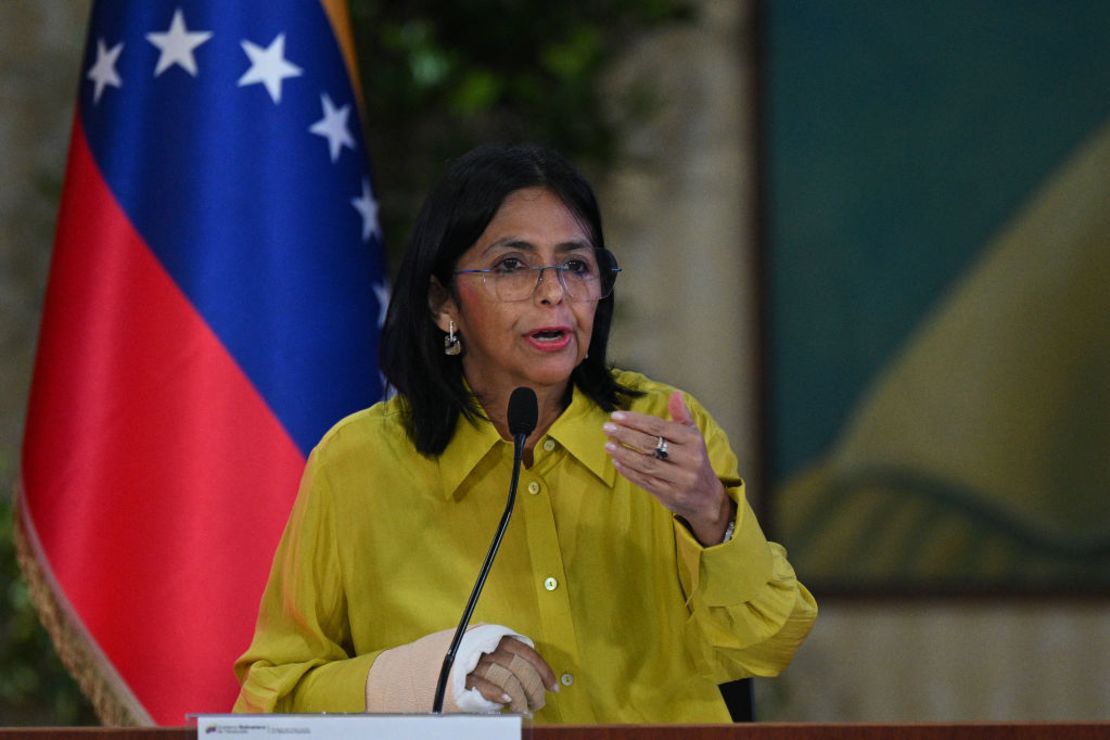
[605,438,677,487]
[602,420,693,467]
[607,410,694,443]
[472,662,528,712]
[602,400,701,462]
[667,390,695,426]
[603,419,699,493]
[508,653,546,708]
[466,669,513,705]
[602,395,730,540]
[498,636,558,692]
[602,424,666,458]
[466,637,555,712]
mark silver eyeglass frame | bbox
[452,249,621,303]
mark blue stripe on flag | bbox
[77,0,385,456]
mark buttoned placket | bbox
[517,435,595,722]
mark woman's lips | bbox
[524,326,573,352]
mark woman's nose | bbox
[534,266,567,304]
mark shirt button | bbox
[543,577,558,591]
[560,673,574,687]
[527,481,541,495]
[543,439,556,452]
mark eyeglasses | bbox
[453,249,621,302]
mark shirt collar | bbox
[437,384,617,500]
[546,385,617,488]
[437,409,505,500]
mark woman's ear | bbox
[428,277,456,333]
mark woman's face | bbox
[435,187,598,400]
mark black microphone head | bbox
[507,387,539,437]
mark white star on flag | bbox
[146,8,212,77]
[238,33,302,104]
[373,281,391,328]
[351,178,380,242]
[309,94,356,162]
[87,38,124,104]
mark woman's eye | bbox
[493,257,527,274]
[563,258,594,275]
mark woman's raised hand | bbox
[603,391,735,545]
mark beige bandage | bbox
[509,653,546,710]
[470,652,546,713]
[364,625,541,714]
[476,662,527,713]
[364,627,462,713]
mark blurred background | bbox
[1,0,1107,726]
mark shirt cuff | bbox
[673,484,775,606]
[305,651,379,712]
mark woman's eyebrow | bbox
[482,238,536,255]
[481,238,592,256]
[555,240,594,253]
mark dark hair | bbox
[380,143,639,455]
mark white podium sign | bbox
[195,713,522,739]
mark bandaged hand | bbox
[364,624,556,715]
[465,633,557,713]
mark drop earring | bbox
[444,320,462,356]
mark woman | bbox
[234,144,816,722]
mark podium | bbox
[0,724,1106,739]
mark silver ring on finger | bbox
[653,436,669,460]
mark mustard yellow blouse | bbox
[234,370,816,723]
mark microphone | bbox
[507,386,539,439]
[432,387,538,713]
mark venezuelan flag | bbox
[18,0,386,725]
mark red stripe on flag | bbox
[22,120,306,724]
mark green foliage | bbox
[0,495,96,725]
[349,0,693,265]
